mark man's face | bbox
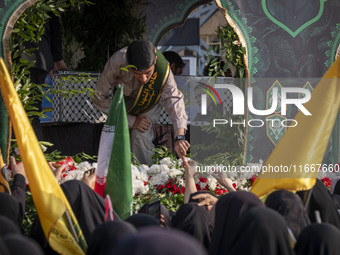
[174,67,183,75]
[170,63,183,75]
[130,57,157,84]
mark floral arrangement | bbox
[55,156,338,213]
[54,156,256,212]
[6,150,338,215]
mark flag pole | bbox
[64,209,88,252]
[303,188,313,210]
[0,148,4,167]
[64,210,79,243]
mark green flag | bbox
[94,84,132,219]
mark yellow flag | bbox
[251,57,340,198]
[0,58,87,254]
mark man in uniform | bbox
[93,40,189,165]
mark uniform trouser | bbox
[130,103,162,166]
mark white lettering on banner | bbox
[201,84,312,116]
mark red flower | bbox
[196,183,202,191]
[199,177,207,183]
[175,186,185,194]
[165,179,175,189]
[322,177,331,188]
[232,183,239,190]
[215,188,227,195]
[155,185,164,191]
[250,175,257,186]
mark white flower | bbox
[150,172,169,186]
[149,175,161,186]
[132,177,149,196]
[241,171,254,180]
[159,164,170,173]
[199,182,207,190]
[60,171,78,184]
[168,167,183,178]
[206,177,217,191]
[137,184,149,195]
[177,157,191,166]
[238,178,247,186]
[75,161,92,171]
[147,165,161,175]
[138,164,149,173]
[158,172,170,184]
[159,157,174,167]
[176,178,184,187]
[226,170,238,179]
[132,180,140,196]
[137,171,149,182]
[131,165,139,176]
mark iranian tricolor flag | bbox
[94,85,132,219]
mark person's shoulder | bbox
[112,46,128,58]
[108,46,128,66]
[116,46,128,54]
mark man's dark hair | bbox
[126,40,156,70]
[162,51,185,68]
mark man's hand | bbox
[48,162,66,182]
[82,168,96,189]
[49,60,68,78]
[174,139,190,161]
[10,156,26,179]
[132,115,151,132]
[54,60,68,71]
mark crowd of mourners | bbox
[1,156,340,255]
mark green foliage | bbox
[132,189,184,214]
[61,0,147,72]
[198,24,246,165]
[152,146,177,165]
[206,24,246,79]
[190,111,245,166]
[73,152,98,164]
[22,191,37,236]
[10,139,97,163]
[10,0,93,122]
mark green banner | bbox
[218,0,340,164]
[0,0,28,162]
